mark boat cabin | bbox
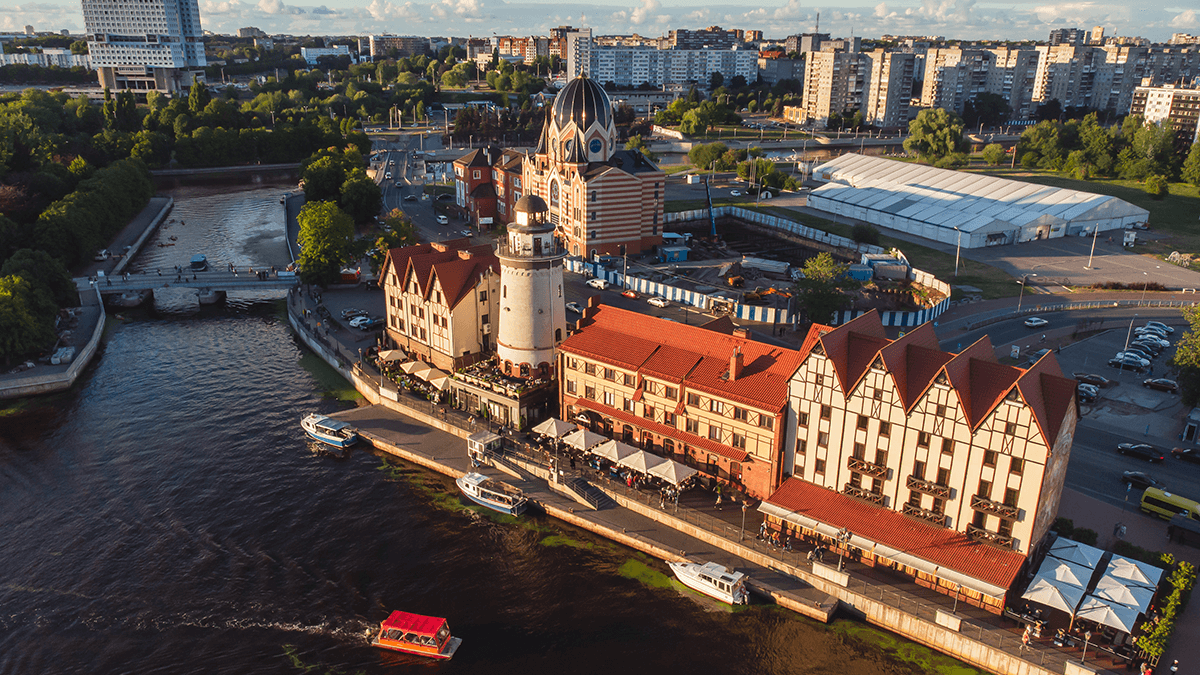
[698,562,745,595]
[467,430,502,464]
[375,611,453,656]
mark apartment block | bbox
[800,51,869,126]
[667,26,744,50]
[559,305,803,500]
[985,48,1040,118]
[764,312,1077,613]
[585,44,758,88]
[784,33,830,54]
[1048,28,1087,47]
[1130,82,1200,145]
[564,28,593,79]
[919,49,993,115]
[82,0,205,94]
[381,240,501,373]
[369,35,427,59]
[862,50,915,128]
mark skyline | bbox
[0,1,1194,44]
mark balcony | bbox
[906,475,951,499]
[967,523,1014,549]
[970,494,1019,519]
[902,502,947,527]
[842,483,884,506]
[847,456,888,479]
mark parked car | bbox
[1171,447,1200,464]
[403,194,417,201]
[586,278,610,290]
[1108,356,1147,372]
[1144,321,1174,334]
[461,230,472,237]
[621,289,639,299]
[1122,471,1165,490]
[647,296,669,308]
[1135,326,1169,339]
[1119,347,1155,361]
[1074,373,1113,388]
[1131,340,1164,354]
[94,249,110,262]
[1077,383,1099,403]
[1143,378,1179,393]
[436,215,449,225]
[341,308,368,320]
[358,317,385,330]
[730,190,742,196]
[1024,317,1049,328]
[1026,348,1051,365]
[566,302,583,314]
[1114,353,1150,367]
[349,315,374,328]
[1116,443,1165,462]
[1136,334,1170,348]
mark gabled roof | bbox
[878,323,953,413]
[453,146,503,168]
[384,240,499,310]
[561,305,807,411]
[940,336,1023,431]
[469,182,497,199]
[818,311,889,396]
[1016,351,1077,447]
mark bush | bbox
[851,223,881,246]
[1072,527,1098,546]
[981,143,1006,166]
[1052,517,1075,538]
[1144,174,1169,200]
[1088,280,1169,291]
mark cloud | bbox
[1170,9,1198,28]
[256,0,304,14]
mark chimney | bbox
[729,347,743,382]
[733,328,750,339]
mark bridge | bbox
[75,270,300,295]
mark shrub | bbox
[1072,528,1098,546]
[981,143,1006,166]
[851,223,881,246]
[1052,517,1075,538]
[1144,174,1169,200]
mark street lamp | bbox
[1085,226,1099,269]
[740,502,748,541]
[835,527,852,571]
[1016,274,1033,314]
[1081,630,1092,664]
[1124,314,1138,351]
[953,226,962,277]
[1140,271,1150,306]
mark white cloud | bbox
[1170,9,1198,28]
[256,0,305,14]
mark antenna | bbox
[815,11,820,35]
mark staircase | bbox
[559,475,614,511]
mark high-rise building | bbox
[667,26,742,50]
[800,51,869,126]
[369,35,427,59]
[1170,33,1200,46]
[82,0,206,95]
[1130,82,1200,146]
[784,33,829,54]
[985,47,1040,119]
[564,28,593,79]
[1047,28,1086,46]
[919,48,994,116]
[237,27,266,38]
[1090,25,1105,45]
[862,50,915,128]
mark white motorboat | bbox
[668,561,748,605]
[455,472,528,516]
[300,414,358,448]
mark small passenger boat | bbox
[190,254,208,271]
[668,561,749,605]
[455,472,528,515]
[371,610,462,660]
[300,414,358,448]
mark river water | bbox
[0,183,970,675]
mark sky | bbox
[1,0,1194,43]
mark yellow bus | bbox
[1140,487,1200,521]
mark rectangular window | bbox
[798,411,809,427]
[481,314,489,325]
[874,449,888,466]
[759,415,774,430]
[603,391,615,406]
[708,426,721,441]
[942,439,954,455]
[936,404,947,417]
[857,414,869,430]
[932,497,946,514]
[604,368,615,380]
[625,374,636,387]
[664,386,677,400]
[566,380,577,394]
[584,385,595,400]
[687,392,701,407]
[879,421,891,437]
[978,479,992,499]
[1010,457,1024,475]
[853,442,865,459]
[643,405,655,420]
[623,398,635,413]
[918,432,931,448]
[710,400,725,414]
[1005,421,1017,435]
[973,510,987,528]
[984,450,998,467]
[913,460,926,479]
[1004,488,1019,507]
[873,387,884,401]
[908,491,922,508]
[850,472,863,488]
[733,407,749,421]
[585,363,596,375]
[936,467,950,486]
[998,519,1014,537]
[818,431,829,447]
[732,433,746,449]
[796,439,807,455]
[814,459,826,474]
[686,418,699,434]
[663,412,676,427]
[820,404,831,420]
[814,374,824,387]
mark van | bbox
[586,278,610,290]
[1140,487,1200,520]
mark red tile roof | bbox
[1016,352,1077,446]
[878,324,952,413]
[940,336,1022,431]
[561,305,806,411]
[765,478,1026,592]
[572,397,749,462]
[819,311,889,395]
[384,240,499,310]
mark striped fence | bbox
[665,205,888,257]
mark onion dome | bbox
[552,75,612,132]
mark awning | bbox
[591,439,639,463]
[617,449,668,474]
[562,428,607,452]
[1022,576,1086,615]
[1075,596,1140,633]
[532,418,576,439]
[646,459,699,486]
[378,349,406,362]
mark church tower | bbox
[495,195,567,380]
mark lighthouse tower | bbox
[496,195,567,380]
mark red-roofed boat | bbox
[371,610,462,660]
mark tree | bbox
[1144,174,1169,200]
[1171,305,1200,406]
[903,108,966,163]
[339,169,382,223]
[367,209,418,272]
[793,252,858,325]
[1184,142,1200,187]
[1,248,76,308]
[708,71,724,90]
[69,40,89,55]
[625,135,656,162]
[1035,99,1062,122]
[688,141,728,171]
[962,93,1010,129]
[297,201,355,287]
[188,76,211,115]
[982,143,1006,166]
[0,275,55,366]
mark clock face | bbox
[589,139,603,154]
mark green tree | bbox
[1,248,76,308]
[903,108,966,163]
[1144,174,1169,200]
[301,154,348,203]
[297,201,355,287]
[688,141,728,170]
[1183,142,1200,187]
[624,135,656,162]
[1171,305,1200,406]
[962,92,1010,129]
[367,208,418,272]
[0,275,55,365]
[793,252,858,325]
[69,40,89,55]
[981,143,1006,166]
[188,76,211,115]
[339,169,382,223]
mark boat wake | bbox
[164,614,376,642]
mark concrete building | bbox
[667,26,743,50]
[1171,33,1200,46]
[919,48,993,116]
[1048,28,1087,47]
[369,35,427,59]
[237,27,266,38]
[1130,82,1200,146]
[763,311,1078,613]
[494,196,568,380]
[564,28,593,79]
[581,43,758,89]
[757,54,805,86]
[82,0,205,94]
[985,47,1040,119]
[381,239,500,372]
[300,45,351,66]
[799,51,869,126]
[524,75,665,257]
[1090,26,1105,45]
[808,154,1150,247]
[862,50,915,128]
[0,49,91,69]
[784,33,829,54]
[559,304,803,500]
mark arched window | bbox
[555,328,562,342]
[520,363,530,377]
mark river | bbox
[0,183,975,675]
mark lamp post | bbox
[1016,274,1031,314]
[1140,272,1150,306]
[835,527,852,571]
[740,502,748,541]
[953,226,962,277]
[1081,630,1092,664]
[1124,314,1138,351]
[1085,226,1099,269]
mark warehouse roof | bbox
[809,154,1149,235]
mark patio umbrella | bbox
[401,360,428,374]
[591,439,638,463]
[378,349,405,362]
[646,459,698,486]
[428,374,450,391]
[1105,556,1163,589]
[1075,596,1139,633]
[1093,575,1153,612]
[1021,576,1086,615]
[562,428,606,452]
[617,450,668,474]
[409,363,436,381]
[1042,558,1093,589]
[532,418,575,439]
[1048,538,1105,571]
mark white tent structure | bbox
[617,450,668,474]
[1105,556,1163,590]
[647,460,699,486]
[591,439,639,464]
[562,428,607,452]
[532,418,576,439]
[1075,596,1140,633]
[807,154,1149,247]
[1047,539,1106,571]
[1092,575,1154,611]
[1023,576,1087,615]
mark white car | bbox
[1137,334,1170,348]
[1145,321,1174,334]
[436,215,449,225]
[586,278,610,290]
[1024,317,1049,328]
[566,302,583,314]
[349,315,374,328]
[647,297,669,308]
[730,189,742,196]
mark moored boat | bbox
[667,561,748,604]
[455,472,528,516]
[300,414,358,448]
[190,254,208,271]
[371,610,462,660]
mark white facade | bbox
[495,204,567,379]
[565,28,593,79]
[0,49,92,69]
[300,45,351,65]
[83,0,205,93]
[567,31,756,88]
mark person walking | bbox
[714,484,723,510]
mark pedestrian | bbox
[1040,334,1046,343]
[569,455,576,470]
[715,487,723,510]
[1020,629,1031,652]
[1149,365,1154,377]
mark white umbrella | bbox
[1048,538,1105,571]
[410,363,436,381]
[1075,596,1140,633]
[591,439,638,463]
[428,374,450,391]
[378,349,405,362]
[562,428,607,452]
[1022,577,1086,615]
[646,459,699,486]
[617,450,668,474]
[1105,556,1163,589]
[401,360,428,374]
[1093,575,1154,612]
[1043,558,1093,589]
[532,418,575,438]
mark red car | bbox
[621,289,638,299]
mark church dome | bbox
[552,75,612,131]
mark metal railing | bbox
[970,494,1020,519]
[906,475,952,498]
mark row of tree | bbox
[299,146,381,224]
